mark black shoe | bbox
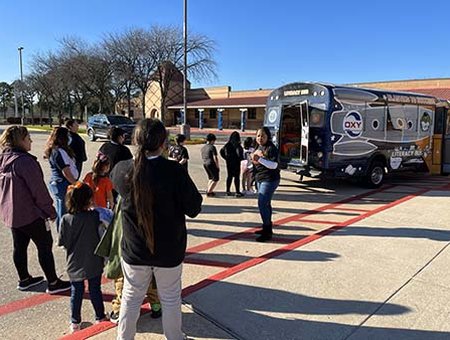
[46,278,71,294]
[110,311,120,324]
[206,192,216,197]
[17,276,45,291]
[235,192,244,197]
[256,233,273,242]
[254,229,263,235]
[226,192,233,196]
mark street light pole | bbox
[181,0,190,139]
[18,47,25,125]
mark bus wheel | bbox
[364,161,384,188]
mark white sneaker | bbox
[70,323,81,333]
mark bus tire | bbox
[364,161,385,188]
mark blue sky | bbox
[1,0,449,90]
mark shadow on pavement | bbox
[185,281,419,340]
[186,249,341,265]
[332,226,450,242]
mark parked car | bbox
[86,114,136,142]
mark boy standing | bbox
[168,134,189,171]
[201,133,220,197]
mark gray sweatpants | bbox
[117,260,183,340]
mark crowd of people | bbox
[0,120,280,339]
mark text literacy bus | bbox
[264,82,449,187]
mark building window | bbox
[195,109,200,119]
[248,108,257,119]
[209,108,217,119]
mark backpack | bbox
[169,145,183,162]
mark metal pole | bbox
[18,47,25,125]
[183,0,187,125]
[181,0,190,139]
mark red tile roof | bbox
[399,88,450,101]
[168,96,267,109]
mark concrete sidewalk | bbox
[183,188,450,340]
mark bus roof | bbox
[268,81,439,101]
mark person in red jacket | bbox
[0,126,70,294]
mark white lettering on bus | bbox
[283,89,310,96]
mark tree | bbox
[150,25,217,123]
[103,31,138,116]
[104,28,158,117]
[0,82,13,120]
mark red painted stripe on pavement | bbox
[330,207,371,213]
[60,304,152,340]
[0,277,110,318]
[298,219,342,225]
[184,257,235,268]
[0,293,63,317]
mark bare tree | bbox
[104,28,159,117]
[59,37,115,115]
[103,32,137,116]
[150,25,217,123]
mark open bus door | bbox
[443,110,450,174]
[300,101,309,165]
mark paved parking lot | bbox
[1,129,450,340]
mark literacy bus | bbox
[264,82,450,187]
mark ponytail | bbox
[130,118,167,254]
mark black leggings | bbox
[11,218,58,282]
[226,163,241,193]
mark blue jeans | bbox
[257,179,280,229]
[48,180,69,232]
[70,276,105,324]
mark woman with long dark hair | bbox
[44,127,78,231]
[220,131,244,197]
[111,119,202,340]
[252,127,280,242]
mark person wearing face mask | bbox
[251,127,280,242]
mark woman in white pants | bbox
[111,119,203,340]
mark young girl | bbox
[241,137,256,194]
[58,182,107,333]
[83,152,114,209]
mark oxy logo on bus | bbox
[268,109,278,123]
[343,111,363,138]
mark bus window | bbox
[387,105,407,130]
